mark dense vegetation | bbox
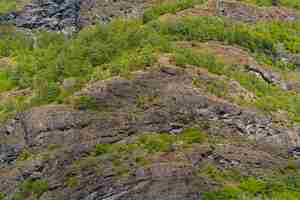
[1,10,300,122]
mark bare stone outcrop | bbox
[0,66,299,199]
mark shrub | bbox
[0,71,15,92]
[95,144,112,156]
[94,129,207,166]
[179,127,207,144]
[143,0,206,23]
[202,187,244,200]
[0,25,33,58]
[155,16,300,55]
[13,179,49,199]
[239,177,266,194]
[202,174,300,200]
[31,80,60,105]
[174,48,226,75]
[72,96,98,110]
[0,193,5,200]
[138,133,175,153]
[0,96,29,123]
[17,150,31,161]
[66,177,79,189]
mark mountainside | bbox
[1,0,300,199]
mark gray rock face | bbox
[0,0,149,32]
[288,54,300,68]
[215,0,300,23]
[8,0,80,32]
[0,144,23,164]
[0,66,299,199]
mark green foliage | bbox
[95,143,112,156]
[67,156,103,177]
[0,0,30,14]
[0,193,5,200]
[203,187,244,200]
[94,128,206,170]
[143,0,206,22]
[239,177,266,194]
[0,0,16,14]
[0,25,33,58]
[32,80,60,105]
[91,44,157,81]
[202,173,300,200]
[66,177,79,189]
[2,20,169,108]
[173,46,300,123]
[178,127,207,144]
[1,9,300,124]
[198,164,243,183]
[17,149,31,161]
[13,179,49,200]
[0,96,29,123]
[174,48,225,75]
[138,133,176,153]
[0,71,15,92]
[154,16,300,55]
[280,0,300,9]
[72,96,98,110]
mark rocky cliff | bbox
[1,0,300,199]
[0,0,150,32]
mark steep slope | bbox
[1,0,300,199]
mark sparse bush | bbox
[13,179,49,200]
[138,133,175,153]
[179,127,207,144]
[72,96,98,110]
[95,144,112,156]
[17,149,31,161]
[66,177,79,189]
[143,0,206,23]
